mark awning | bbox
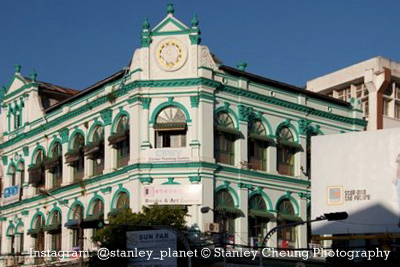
[44,156,62,170]
[277,214,303,222]
[215,205,245,217]
[65,151,80,164]
[65,219,79,229]
[108,131,129,145]
[154,122,187,131]
[215,125,242,137]
[44,224,61,234]
[27,228,44,236]
[249,133,275,143]
[249,209,275,219]
[278,140,303,150]
[84,141,103,158]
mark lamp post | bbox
[39,188,84,267]
[201,206,228,267]
[258,212,348,267]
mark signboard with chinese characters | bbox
[312,128,400,234]
[3,185,20,205]
[146,148,191,163]
[126,229,177,267]
[143,185,202,205]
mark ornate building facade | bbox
[0,4,366,266]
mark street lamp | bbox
[258,212,348,267]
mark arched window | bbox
[9,165,16,187]
[215,112,241,165]
[85,126,104,176]
[215,189,241,238]
[66,133,85,182]
[154,106,187,148]
[109,116,130,168]
[88,199,104,241]
[15,223,24,254]
[69,205,83,249]
[45,143,63,189]
[277,199,299,249]
[7,226,15,255]
[31,215,45,264]
[28,150,46,194]
[248,120,271,171]
[277,127,300,176]
[47,211,62,253]
[248,194,272,243]
[116,192,129,210]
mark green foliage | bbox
[92,204,187,251]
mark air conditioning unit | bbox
[204,223,220,233]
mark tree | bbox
[89,204,188,266]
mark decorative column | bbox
[199,174,214,232]
[189,176,202,227]
[140,98,151,149]
[59,128,71,185]
[238,104,251,168]
[60,204,71,251]
[127,97,141,164]
[198,96,214,162]
[297,119,310,178]
[189,96,200,160]
[298,192,309,249]
[237,183,249,247]
[101,109,114,173]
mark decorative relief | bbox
[199,45,217,70]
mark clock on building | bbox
[156,39,186,71]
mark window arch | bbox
[277,199,299,249]
[154,106,187,148]
[68,204,84,249]
[248,120,271,171]
[28,149,46,194]
[277,126,300,176]
[6,224,16,254]
[8,164,16,186]
[109,115,130,168]
[215,112,241,165]
[15,222,24,254]
[88,198,104,242]
[48,211,62,252]
[85,126,105,176]
[46,142,63,188]
[214,189,242,237]
[31,215,45,263]
[66,133,85,182]
[115,192,129,210]
[248,194,272,242]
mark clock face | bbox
[156,39,186,71]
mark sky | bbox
[1,0,399,91]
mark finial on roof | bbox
[30,69,37,82]
[142,17,150,30]
[14,64,21,74]
[191,14,199,27]
[167,3,174,15]
[237,61,247,71]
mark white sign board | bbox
[126,229,177,267]
[147,148,191,163]
[312,128,400,234]
[3,185,20,205]
[143,185,202,205]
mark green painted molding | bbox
[298,192,311,199]
[238,104,254,122]
[190,96,199,108]
[22,146,29,157]
[162,177,180,185]
[100,108,112,126]
[189,176,201,183]
[0,76,363,152]
[59,128,70,144]
[237,182,252,189]
[0,217,7,222]
[3,83,37,102]
[139,177,153,184]
[2,155,8,165]
[140,98,151,109]
[100,186,112,194]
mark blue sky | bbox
[1,0,399,90]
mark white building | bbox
[0,4,365,266]
[307,56,400,130]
